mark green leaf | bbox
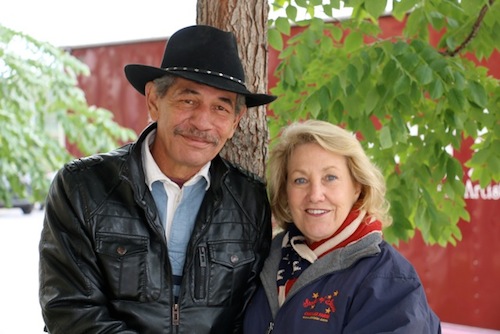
[329,0,341,10]
[384,200,415,244]
[283,64,297,87]
[268,28,284,51]
[285,5,298,21]
[275,17,291,36]
[393,0,419,21]
[323,4,333,16]
[268,0,500,246]
[365,0,387,18]
[329,25,344,41]
[344,31,363,53]
[467,81,488,108]
[379,126,393,149]
[393,74,411,96]
[415,64,433,85]
[365,87,380,114]
[453,71,466,90]
[429,79,444,99]
[446,157,464,181]
[393,40,409,56]
[307,95,321,118]
[404,7,426,39]
[317,85,332,110]
[346,63,359,85]
[448,88,467,110]
[463,117,478,137]
[332,100,344,121]
[295,0,308,8]
[0,25,135,204]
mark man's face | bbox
[146,77,246,180]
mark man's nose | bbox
[190,104,212,129]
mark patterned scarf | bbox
[276,209,382,306]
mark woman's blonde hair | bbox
[267,119,392,230]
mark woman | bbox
[244,120,441,333]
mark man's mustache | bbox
[174,127,219,146]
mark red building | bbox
[71,16,500,331]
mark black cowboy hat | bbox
[124,25,276,108]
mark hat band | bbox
[164,67,246,87]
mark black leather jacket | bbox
[39,123,272,334]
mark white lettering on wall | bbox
[464,179,500,200]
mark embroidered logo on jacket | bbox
[302,291,338,322]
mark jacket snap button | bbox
[230,254,239,263]
[116,246,127,256]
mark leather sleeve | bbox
[39,168,138,334]
[232,182,272,334]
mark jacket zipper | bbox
[168,189,220,327]
[195,245,208,299]
[266,321,274,334]
[172,303,180,326]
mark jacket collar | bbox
[260,231,382,317]
[120,122,230,198]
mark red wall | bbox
[71,40,165,135]
[71,17,500,329]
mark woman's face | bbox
[286,143,361,243]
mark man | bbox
[39,25,276,334]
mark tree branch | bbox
[441,0,495,57]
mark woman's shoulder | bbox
[368,240,421,280]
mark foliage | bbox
[268,0,500,246]
[0,25,136,207]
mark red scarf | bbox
[277,210,382,306]
[309,209,382,257]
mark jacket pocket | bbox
[199,240,255,305]
[95,232,148,300]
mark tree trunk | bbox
[196,0,271,178]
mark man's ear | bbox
[229,105,247,138]
[145,82,159,121]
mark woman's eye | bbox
[293,177,307,184]
[325,175,337,182]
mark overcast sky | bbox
[0,0,198,47]
[0,1,352,48]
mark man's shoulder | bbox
[63,144,132,174]
[64,155,104,172]
[224,160,266,185]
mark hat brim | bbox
[124,64,276,108]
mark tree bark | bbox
[196,0,271,178]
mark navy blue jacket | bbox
[243,232,441,333]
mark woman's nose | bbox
[308,182,325,202]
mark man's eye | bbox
[215,105,230,113]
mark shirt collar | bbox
[142,129,211,190]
